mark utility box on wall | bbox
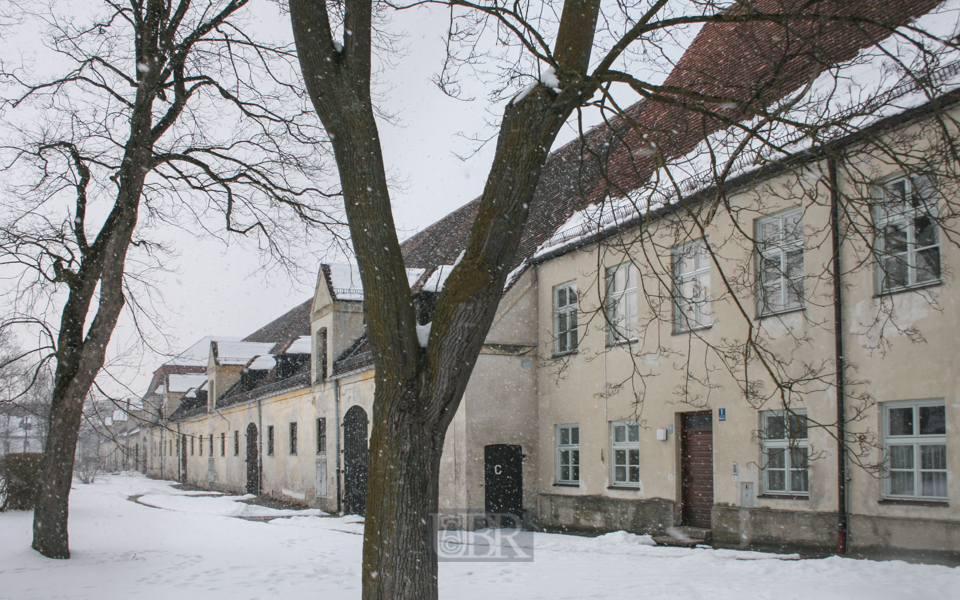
[740,482,755,507]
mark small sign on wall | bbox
[718,408,726,421]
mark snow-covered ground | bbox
[0,474,957,599]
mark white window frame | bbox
[883,399,947,500]
[556,424,580,484]
[874,176,940,293]
[610,420,640,487]
[673,239,712,332]
[757,210,804,315]
[606,263,637,344]
[760,410,809,496]
[553,281,579,355]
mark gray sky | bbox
[5,1,693,397]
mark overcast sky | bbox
[3,1,694,396]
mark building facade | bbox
[122,0,960,560]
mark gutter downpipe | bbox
[828,155,848,555]
[177,423,182,482]
[333,377,342,514]
[257,396,263,496]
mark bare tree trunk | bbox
[291,0,601,596]
[32,193,139,558]
[362,395,442,597]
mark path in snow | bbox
[0,473,956,599]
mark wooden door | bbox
[245,423,259,495]
[484,444,523,524]
[680,412,714,528]
[343,406,369,516]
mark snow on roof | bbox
[183,381,207,399]
[248,355,277,371]
[112,409,128,422]
[167,373,209,393]
[422,264,455,293]
[535,1,960,260]
[327,263,364,301]
[406,268,427,287]
[327,264,432,300]
[216,341,276,366]
[166,336,243,367]
[285,335,312,355]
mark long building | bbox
[113,0,960,560]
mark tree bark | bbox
[30,0,249,558]
[291,0,601,596]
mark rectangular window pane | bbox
[767,469,785,492]
[765,415,785,440]
[921,472,947,498]
[915,215,938,247]
[614,426,626,443]
[889,445,914,469]
[615,449,626,466]
[789,414,808,440]
[888,408,914,436]
[919,406,946,435]
[915,247,940,283]
[791,468,809,493]
[571,427,579,445]
[920,444,946,470]
[890,470,915,496]
[560,428,569,445]
[561,466,570,481]
[615,466,626,482]
[628,425,639,443]
[767,448,785,469]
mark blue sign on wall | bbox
[718,408,726,422]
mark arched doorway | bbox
[245,423,259,495]
[343,405,369,515]
[181,435,188,483]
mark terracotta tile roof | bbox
[401,0,940,274]
[595,0,943,200]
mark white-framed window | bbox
[610,421,640,487]
[553,282,578,355]
[875,176,940,293]
[760,410,809,495]
[556,424,580,484]
[606,263,637,344]
[673,239,712,332]
[883,399,947,500]
[757,210,804,315]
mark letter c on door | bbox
[494,464,502,475]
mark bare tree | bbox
[0,0,342,559]
[289,0,956,597]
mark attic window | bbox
[317,329,328,383]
